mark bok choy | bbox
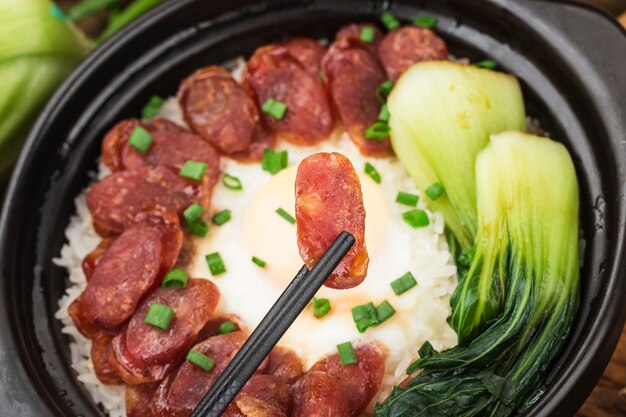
[377,62,580,417]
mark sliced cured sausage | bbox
[292,371,350,417]
[229,127,276,163]
[194,315,244,344]
[295,153,369,289]
[322,42,393,156]
[266,346,304,385]
[87,166,198,234]
[279,38,326,76]
[109,279,220,385]
[91,332,123,385]
[335,23,384,55]
[227,374,292,417]
[308,343,385,416]
[69,209,182,337]
[178,66,261,154]
[82,238,114,281]
[126,383,158,417]
[101,118,221,189]
[244,45,334,146]
[378,26,448,81]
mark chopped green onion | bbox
[275,208,296,225]
[376,300,396,323]
[378,103,390,122]
[144,303,174,330]
[262,148,289,175]
[262,98,288,120]
[336,342,357,365]
[186,218,209,237]
[425,182,445,200]
[403,209,430,228]
[364,122,391,141]
[128,126,153,154]
[251,256,267,268]
[206,252,226,276]
[141,95,165,119]
[474,59,498,70]
[381,11,401,31]
[360,26,376,43]
[162,268,188,289]
[391,272,418,295]
[413,15,437,28]
[218,320,237,334]
[184,203,205,223]
[180,160,208,181]
[186,350,215,372]
[313,298,331,318]
[364,162,382,184]
[396,191,419,207]
[212,209,231,226]
[351,302,380,333]
[222,173,243,190]
[376,80,395,103]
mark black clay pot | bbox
[1,0,625,416]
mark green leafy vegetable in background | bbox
[377,62,580,417]
[0,0,92,179]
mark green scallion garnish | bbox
[413,15,437,28]
[425,182,445,200]
[364,162,382,184]
[391,272,418,295]
[251,256,266,268]
[376,80,395,103]
[262,98,288,120]
[222,173,243,190]
[474,59,498,70]
[162,268,188,289]
[376,300,397,323]
[128,126,153,154]
[360,26,376,43]
[364,122,391,141]
[396,191,419,207]
[180,160,208,181]
[212,209,231,226]
[403,209,430,228]
[378,103,390,123]
[186,350,215,372]
[184,203,205,223]
[187,218,209,237]
[275,208,296,225]
[144,303,174,330]
[381,11,401,31]
[352,302,380,333]
[218,320,237,334]
[206,252,226,276]
[262,148,289,175]
[313,298,331,318]
[141,95,165,119]
[337,341,357,366]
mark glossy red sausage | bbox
[292,371,350,417]
[87,166,198,234]
[279,37,327,76]
[101,118,221,189]
[82,238,114,281]
[322,41,393,156]
[266,346,304,385]
[244,45,334,146]
[228,127,276,163]
[178,66,262,154]
[126,383,158,417]
[295,153,369,289]
[308,343,385,416]
[335,23,384,55]
[109,279,220,385]
[378,26,448,81]
[227,374,292,417]
[91,332,123,385]
[69,209,182,337]
[151,332,269,417]
[194,315,244,345]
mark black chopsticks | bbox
[190,231,355,417]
